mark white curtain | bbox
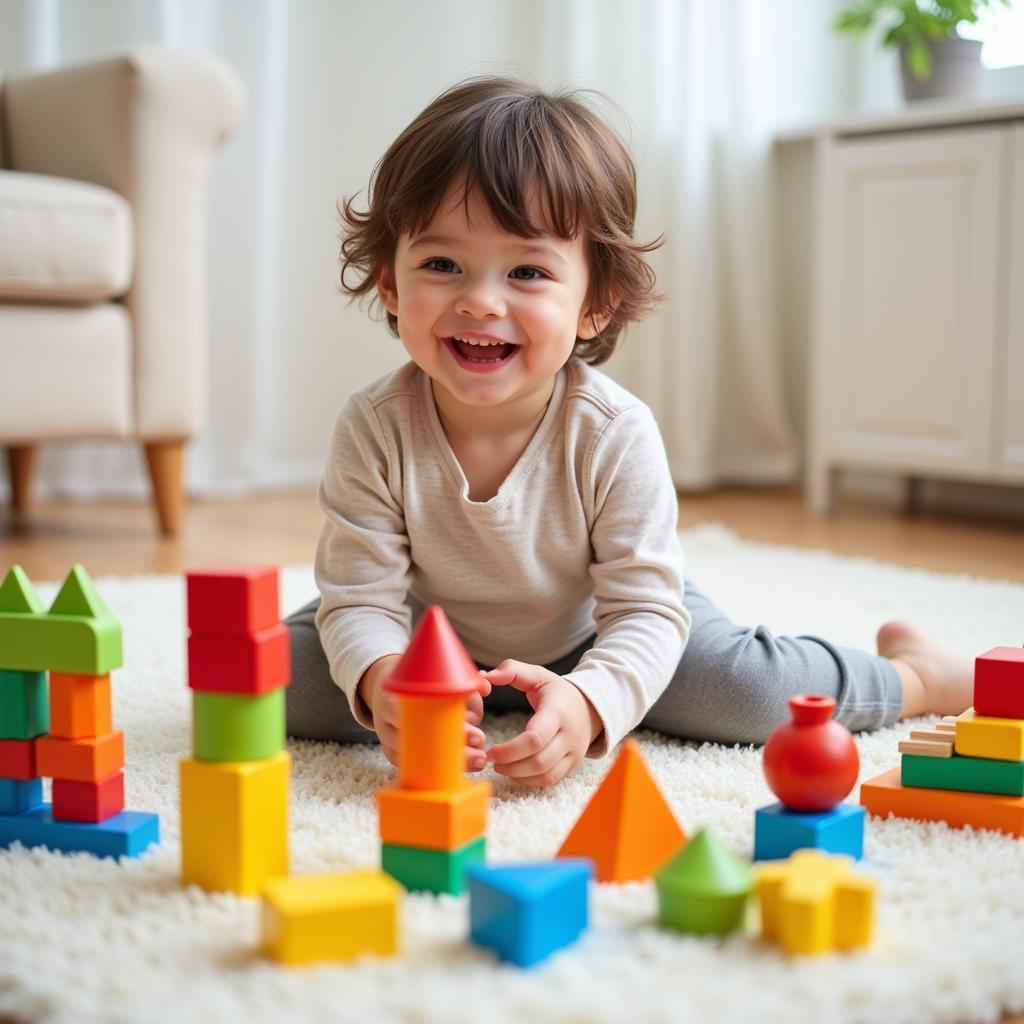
[0,0,863,499]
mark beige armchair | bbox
[0,48,244,533]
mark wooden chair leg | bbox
[7,444,38,520]
[143,440,186,536]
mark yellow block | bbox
[180,750,289,895]
[262,870,401,965]
[955,708,1024,762]
[378,779,490,849]
[756,849,876,956]
[398,695,466,790]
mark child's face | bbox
[377,184,608,416]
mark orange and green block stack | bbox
[377,605,490,894]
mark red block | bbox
[187,622,291,695]
[52,770,125,823]
[0,738,37,780]
[974,647,1024,719]
[186,565,280,636]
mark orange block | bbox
[397,695,466,791]
[558,739,687,882]
[36,730,125,782]
[49,673,113,739]
[860,766,1024,838]
[378,780,490,849]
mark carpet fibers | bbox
[1,524,1023,1024]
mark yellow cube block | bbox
[262,871,402,965]
[955,708,1024,762]
[180,750,289,895]
[377,779,490,850]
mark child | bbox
[285,76,972,787]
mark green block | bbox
[902,752,1024,797]
[193,688,285,761]
[381,835,486,894]
[0,670,49,739]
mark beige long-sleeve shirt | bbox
[314,357,690,756]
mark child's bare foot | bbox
[877,619,973,719]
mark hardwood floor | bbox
[1,486,1022,582]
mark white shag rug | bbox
[1,524,1023,1024]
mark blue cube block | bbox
[753,802,865,861]
[0,803,159,859]
[468,858,592,968]
[0,777,43,814]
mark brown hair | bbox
[338,76,662,365]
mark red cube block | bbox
[187,622,291,695]
[186,565,280,636]
[52,770,125,823]
[0,737,37,780]
[974,647,1024,719]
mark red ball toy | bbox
[763,694,859,812]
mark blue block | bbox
[0,804,159,859]
[468,858,592,967]
[0,777,43,814]
[753,802,865,861]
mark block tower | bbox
[753,695,865,861]
[861,646,1024,837]
[180,566,291,894]
[377,605,490,895]
[0,565,159,858]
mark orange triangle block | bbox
[557,739,687,882]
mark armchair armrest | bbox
[2,48,245,438]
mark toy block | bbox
[0,737,38,780]
[0,565,122,675]
[49,673,112,739]
[974,647,1024,719]
[381,834,485,894]
[187,565,280,636]
[860,766,1024,837]
[954,708,1024,762]
[467,859,592,968]
[656,828,753,936]
[898,739,953,758]
[935,717,958,734]
[756,849,875,955]
[36,730,124,783]
[0,803,158,859]
[192,688,285,761]
[378,779,490,849]
[0,777,43,814]
[262,871,401,965]
[52,770,125,823]
[902,752,1024,797]
[753,801,865,861]
[557,740,686,882]
[187,622,290,695]
[0,670,49,739]
[910,727,957,746]
[180,750,289,895]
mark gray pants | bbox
[284,580,902,747]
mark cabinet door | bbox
[995,125,1024,481]
[823,127,1006,475]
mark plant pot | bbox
[900,37,984,102]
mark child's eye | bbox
[510,266,546,281]
[422,257,458,273]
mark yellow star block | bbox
[954,708,1024,762]
[262,871,402,965]
[756,849,876,955]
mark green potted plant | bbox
[833,0,1011,101]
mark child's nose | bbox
[455,279,506,319]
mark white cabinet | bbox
[806,111,1023,510]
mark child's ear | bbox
[577,292,621,340]
[376,264,399,316]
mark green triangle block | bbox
[49,564,115,619]
[655,828,753,936]
[0,567,45,614]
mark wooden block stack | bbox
[862,647,1024,837]
[180,566,291,894]
[0,565,159,858]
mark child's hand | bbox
[483,660,603,787]
[357,656,489,772]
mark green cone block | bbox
[193,688,285,761]
[381,835,486,894]
[0,670,49,739]
[655,828,754,936]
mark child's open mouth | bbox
[444,336,520,373]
